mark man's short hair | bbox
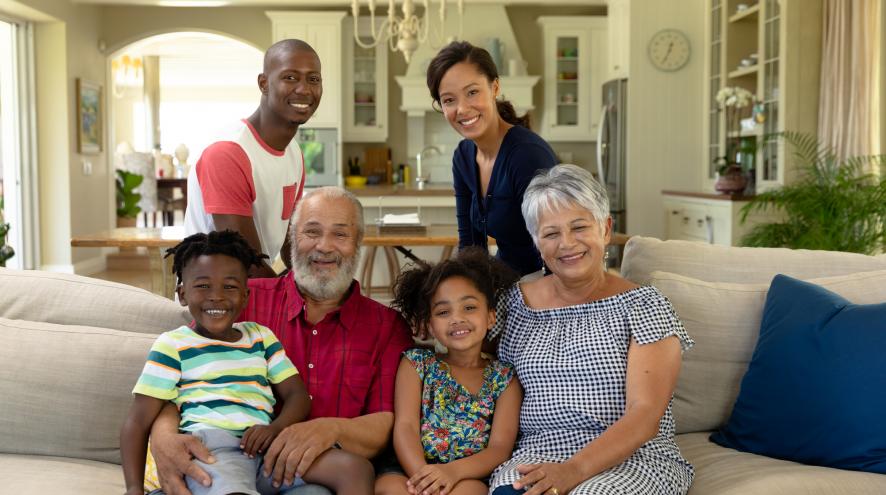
[263,39,319,73]
[291,186,365,243]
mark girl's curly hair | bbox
[165,230,268,284]
[391,247,519,331]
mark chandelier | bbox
[111,54,143,97]
[350,0,464,63]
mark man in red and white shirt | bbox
[185,39,321,277]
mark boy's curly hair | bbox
[391,247,519,331]
[164,230,269,284]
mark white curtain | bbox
[817,0,879,164]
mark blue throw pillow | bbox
[710,274,886,473]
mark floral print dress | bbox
[404,348,516,463]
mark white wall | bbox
[625,0,704,238]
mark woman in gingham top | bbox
[488,164,694,495]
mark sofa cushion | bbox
[0,454,124,492]
[0,317,155,464]
[677,433,886,495]
[649,269,886,434]
[710,275,886,473]
[0,268,189,334]
[622,236,886,285]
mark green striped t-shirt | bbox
[133,322,298,436]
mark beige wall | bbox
[4,0,109,271]
[625,0,704,238]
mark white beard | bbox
[293,248,360,301]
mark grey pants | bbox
[148,485,331,495]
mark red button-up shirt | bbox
[239,274,413,419]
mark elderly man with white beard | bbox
[148,186,414,495]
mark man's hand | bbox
[406,463,460,495]
[152,432,215,495]
[262,418,341,488]
[241,424,280,458]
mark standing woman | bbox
[427,41,558,276]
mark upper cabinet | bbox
[343,17,388,142]
[607,0,630,80]
[537,16,608,143]
[267,11,346,129]
[704,0,821,192]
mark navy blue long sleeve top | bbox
[452,125,557,275]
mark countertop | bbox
[344,183,454,197]
[662,190,755,201]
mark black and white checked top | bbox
[488,284,695,494]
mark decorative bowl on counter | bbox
[345,175,368,188]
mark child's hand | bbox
[406,463,459,495]
[241,424,280,458]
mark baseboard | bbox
[73,253,109,276]
[39,264,75,274]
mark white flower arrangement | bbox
[714,86,757,174]
[715,86,754,109]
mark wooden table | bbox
[157,178,188,225]
[71,226,630,299]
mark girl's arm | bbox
[445,376,523,481]
[241,374,311,457]
[514,336,683,494]
[392,356,428,477]
[120,394,169,495]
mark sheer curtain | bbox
[817,0,880,165]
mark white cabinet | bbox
[537,16,608,142]
[343,17,388,142]
[267,11,346,129]
[662,193,753,246]
[607,0,630,79]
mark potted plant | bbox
[740,131,886,254]
[0,196,14,267]
[713,86,755,194]
[116,169,143,228]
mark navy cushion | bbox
[710,274,886,473]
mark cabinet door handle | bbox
[682,216,689,225]
[671,210,680,215]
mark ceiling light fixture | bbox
[350,0,464,63]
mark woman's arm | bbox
[446,377,523,481]
[392,357,428,477]
[120,395,168,495]
[514,336,683,495]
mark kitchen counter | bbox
[345,183,453,197]
[662,190,755,201]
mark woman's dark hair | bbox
[391,247,519,332]
[165,230,268,285]
[426,40,531,129]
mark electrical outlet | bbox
[82,159,92,176]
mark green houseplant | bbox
[0,196,14,267]
[740,132,886,254]
[116,169,143,226]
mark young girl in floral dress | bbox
[376,248,523,495]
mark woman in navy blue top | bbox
[427,41,557,275]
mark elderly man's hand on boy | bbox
[241,424,280,458]
[152,429,215,495]
[263,417,341,488]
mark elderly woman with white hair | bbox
[488,164,695,495]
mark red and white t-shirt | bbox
[184,119,305,261]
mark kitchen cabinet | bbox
[703,0,821,192]
[343,16,388,142]
[662,191,755,246]
[267,11,346,129]
[537,16,608,142]
[607,0,630,80]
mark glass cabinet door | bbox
[555,36,580,128]
[343,17,388,142]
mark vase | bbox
[714,164,748,194]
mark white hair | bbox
[521,164,610,244]
[291,186,365,242]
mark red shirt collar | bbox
[283,273,364,329]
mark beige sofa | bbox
[2,238,886,493]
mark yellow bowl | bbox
[345,175,368,188]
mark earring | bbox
[603,250,610,269]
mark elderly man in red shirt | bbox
[149,186,414,495]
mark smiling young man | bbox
[184,39,322,278]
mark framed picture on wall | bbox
[76,78,102,154]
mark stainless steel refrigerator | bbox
[596,78,627,267]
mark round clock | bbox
[647,29,691,72]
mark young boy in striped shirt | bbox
[120,230,366,495]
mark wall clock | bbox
[648,29,691,72]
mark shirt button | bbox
[308,363,314,369]
[312,329,318,335]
